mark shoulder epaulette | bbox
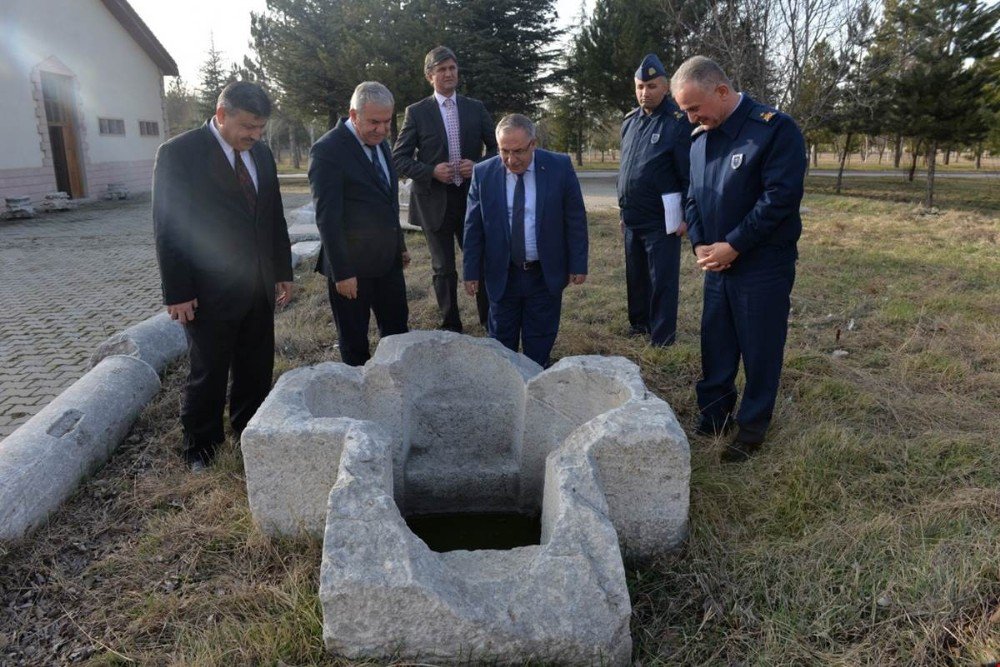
[751,107,779,124]
[624,107,641,120]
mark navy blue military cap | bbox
[635,53,667,81]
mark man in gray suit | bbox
[393,46,496,332]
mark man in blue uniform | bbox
[671,56,806,462]
[618,54,693,346]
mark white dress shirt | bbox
[434,91,459,135]
[346,118,390,177]
[209,117,258,191]
[505,157,538,262]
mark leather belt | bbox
[511,260,541,270]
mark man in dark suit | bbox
[463,114,588,368]
[310,81,410,367]
[672,56,806,462]
[153,81,293,470]
[393,46,496,332]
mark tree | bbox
[164,77,200,137]
[251,0,561,130]
[197,35,234,119]
[888,0,999,206]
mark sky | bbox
[127,0,591,85]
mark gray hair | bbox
[670,56,735,94]
[424,46,458,75]
[496,114,536,140]
[349,81,394,113]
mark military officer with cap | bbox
[671,55,806,463]
[617,53,694,346]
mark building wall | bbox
[0,0,167,204]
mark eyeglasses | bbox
[499,145,534,159]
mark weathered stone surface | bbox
[290,240,321,268]
[2,196,35,219]
[104,183,129,200]
[242,332,540,535]
[246,331,690,662]
[319,422,632,665]
[89,312,187,373]
[524,355,690,559]
[288,223,320,243]
[39,192,73,211]
[0,355,160,541]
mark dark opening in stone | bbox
[405,512,541,552]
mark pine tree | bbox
[197,35,234,119]
[888,0,999,206]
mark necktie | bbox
[443,97,462,186]
[511,173,526,265]
[234,152,257,211]
[369,145,389,187]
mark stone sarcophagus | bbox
[241,331,690,664]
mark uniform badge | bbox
[731,153,744,169]
[648,67,656,76]
[651,133,660,144]
[674,111,684,120]
[760,111,775,122]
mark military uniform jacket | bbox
[685,95,806,269]
[617,96,693,229]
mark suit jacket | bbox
[392,94,497,231]
[463,149,588,302]
[309,119,406,281]
[152,120,293,321]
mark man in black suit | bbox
[310,81,410,366]
[393,46,496,332]
[153,81,293,470]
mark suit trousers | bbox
[181,287,274,463]
[327,266,409,366]
[424,184,489,330]
[489,264,562,367]
[624,224,681,346]
[697,259,795,440]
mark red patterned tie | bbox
[234,153,257,211]
[443,97,462,186]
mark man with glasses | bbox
[462,114,588,368]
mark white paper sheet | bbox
[662,192,683,234]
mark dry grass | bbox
[1,182,998,665]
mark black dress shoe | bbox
[627,326,649,337]
[720,437,761,463]
[695,414,734,437]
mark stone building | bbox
[0,0,177,204]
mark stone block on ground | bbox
[89,312,187,373]
[0,355,161,541]
[290,241,321,268]
[245,331,691,663]
[2,196,35,220]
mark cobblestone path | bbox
[0,191,310,440]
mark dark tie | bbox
[511,173,526,265]
[234,152,257,211]
[369,145,389,187]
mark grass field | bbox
[0,181,998,665]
